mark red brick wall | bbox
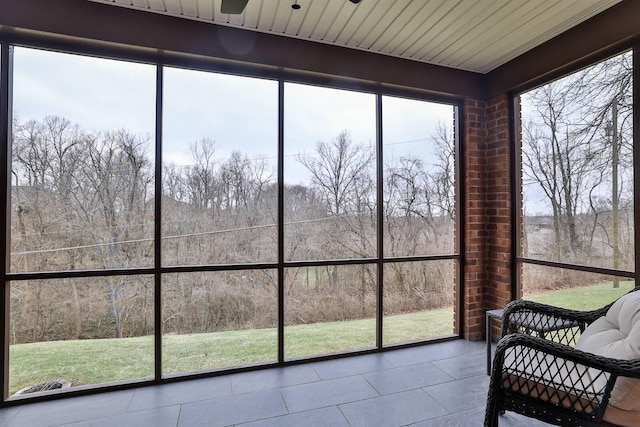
[461,95,512,340]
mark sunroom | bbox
[0,0,638,425]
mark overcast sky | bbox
[12,45,454,186]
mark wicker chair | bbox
[485,288,640,427]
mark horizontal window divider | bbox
[5,253,461,281]
[282,258,377,268]
[160,263,280,273]
[6,267,156,282]
[382,254,459,263]
[518,257,635,279]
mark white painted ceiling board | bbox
[479,0,605,71]
[427,1,507,65]
[393,0,461,58]
[87,0,623,73]
[341,1,395,48]
[144,0,166,12]
[362,1,425,52]
[446,0,537,69]
[411,1,491,61]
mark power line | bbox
[11,214,360,257]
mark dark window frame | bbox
[511,46,639,299]
[0,37,463,405]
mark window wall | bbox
[0,43,459,400]
[9,47,156,395]
[517,50,635,307]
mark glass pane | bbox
[11,47,156,273]
[521,263,635,310]
[284,264,376,359]
[520,51,634,272]
[9,276,154,396]
[284,83,376,261]
[383,96,456,257]
[162,67,278,266]
[383,260,456,345]
[162,270,277,374]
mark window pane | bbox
[9,276,154,395]
[11,47,156,273]
[162,67,278,266]
[284,264,376,359]
[520,51,634,272]
[383,260,456,345]
[284,83,376,261]
[522,263,634,310]
[162,270,277,374]
[383,97,456,257]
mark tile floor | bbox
[0,339,548,426]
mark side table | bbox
[486,308,504,375]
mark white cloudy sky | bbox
[12,45,455,186]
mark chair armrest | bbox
[502,287,640,339]
[501,300,600,343]
[494,333,640,380]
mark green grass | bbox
[9,307,454,394]
[525,280,635,310]
[9,281,632,394]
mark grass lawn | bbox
[525,280,635,310]
[9,307,454,394]
[9,281,632,394]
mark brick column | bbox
[461,96,512,340]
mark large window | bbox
[9,47,156,394]
[517,50,635,306]
[382,96,456,344]
[162,67,278,267]
[1,44,460,399]
[283,83,377,358]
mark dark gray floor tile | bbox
[128,376,231,411]
[310,353,395,380]
[423,375,490,413]
[6,390,135,427]
[339,389,449,427]
[432,351,488,379]
[239,407,349,427]
[281,376,378,413]
[410,406,486,427]
[230,365,320,395]
[0,406,22,426]
[416,405,548,426]
[363,362,453,395]
[384,340,484,367]
[178,389,286,427]
[61,405,180,427]
[504,412,553,426]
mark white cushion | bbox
[576,290,640,411]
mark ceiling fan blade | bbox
[221,0,249,14]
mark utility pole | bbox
[611,97,620,288]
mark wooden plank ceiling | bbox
[89,0,621,74]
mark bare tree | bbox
[521,51,633,268]
[184,138,218,211]
[296,130,375,287]
[297,130,374,216]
